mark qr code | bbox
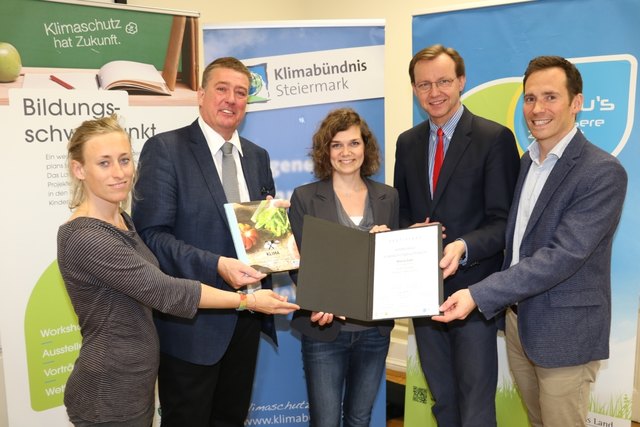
[412,386,428,404]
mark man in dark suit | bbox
[393,45,520,426]
[132,57,276,426]
[434,56,627,427]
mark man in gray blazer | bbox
[433,56,627,427]
[132,57,277,426]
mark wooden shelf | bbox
[386,368,406,386]
[0,67,198,107]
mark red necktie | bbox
[433,128,444,193]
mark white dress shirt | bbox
[198,117,250,203]
[510,127,578,266]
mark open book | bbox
[22,60,171,95]
[97,60,170,95]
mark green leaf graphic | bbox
[24,261,80,411]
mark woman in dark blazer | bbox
[289,108,399,427]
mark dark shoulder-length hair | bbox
[311,108,381,180]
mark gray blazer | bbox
[288,178,399,342]
[470,130,627,368]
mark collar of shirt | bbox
[197,117,251,204]
[527,126,577,166]
[428,104,464,146]
[197,117,244,157]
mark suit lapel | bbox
[314,179,392,226]
[313,180,340,223]
[366,179,393,225]
[187,122,230,224]
[239,139,263,200]
[522,131,585,241]
[411,122,432,212]
[504,154,532,261]
[432,108,472,207]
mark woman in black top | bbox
[288,108,399,427]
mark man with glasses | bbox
[433,56,627,427]
[393,44,520,427]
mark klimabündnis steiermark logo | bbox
[463,54,637,157]
[247,63,270,104]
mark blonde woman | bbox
[57,115,298,427]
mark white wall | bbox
[124,0,482,374]
[128,0,482,185]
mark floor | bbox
[384,370,640,427]
[388,420,639,427]
[386,412,640,426]
[386,370,405,427]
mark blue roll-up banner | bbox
[406,1,639,426]
[202,21,387,426]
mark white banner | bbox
[0,89,197,425]
[244,45,384,111]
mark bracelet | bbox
[236,291,247,311]
[248,293,257,313]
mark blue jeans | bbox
[302,328,390,427]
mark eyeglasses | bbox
[414,78,455,93]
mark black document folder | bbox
[295,216,443,321]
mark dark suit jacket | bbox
[132,119,276,365]
[470,130,627,368]
[393,107,520,297]
[288,178,399,342]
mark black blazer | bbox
[393,107,520,296]
[288,178,399,342]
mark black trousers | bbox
[157,311,261,427]
[413,310,499,427]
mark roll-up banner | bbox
[406,1,639,426]
[203,21,387,426]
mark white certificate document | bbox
[371,225,442,319]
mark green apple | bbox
[0,42,22,83]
